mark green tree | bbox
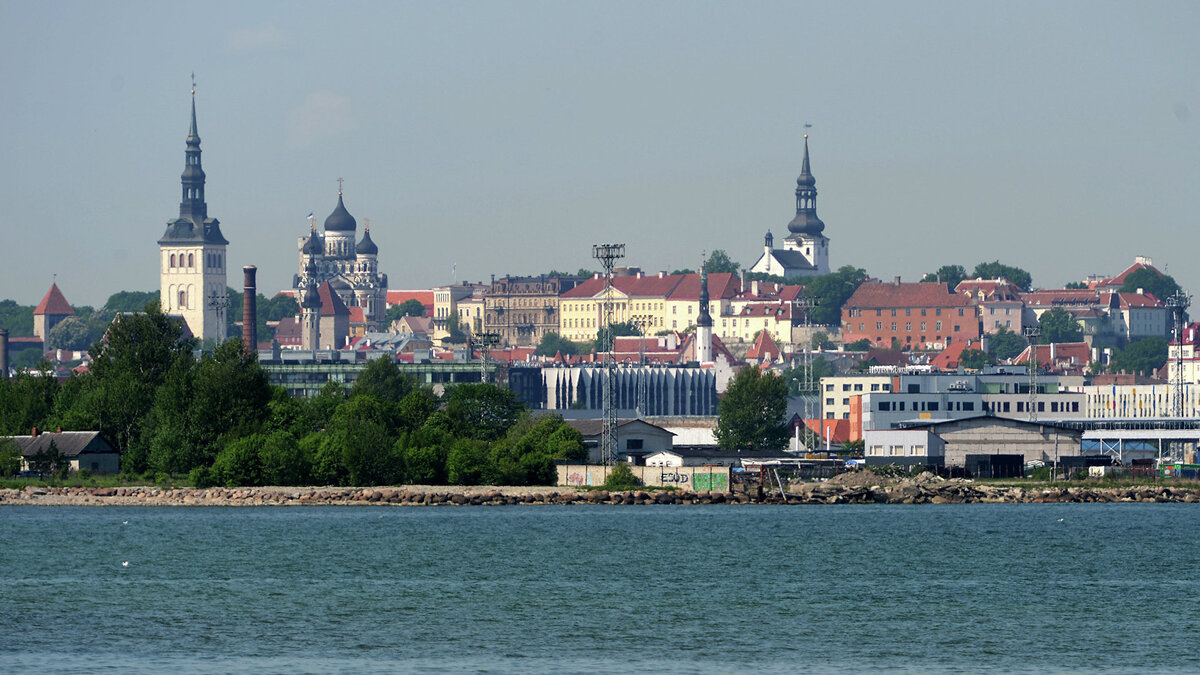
[715,368,789,451]
[46,316,93,351]
[781,356,834,395]
[1038,307,1083,344]
[1107,336,1168,376]
[536,331,584,357]
[396,389,439,433]
[57,302,196,468]
[102,291,160,314]
[972,261,1032,292]
[800,265,868,325]
[326,395,402,486]
[846,338,871,351]
[211,434,264,486]
[446,437,492,485]
[594,321,641,352]
[1064,281,1088,290]
[0,299,35,336]
[986,325,1027,362]
[921,265,968,291]
[959,348,995,370]
[1120,268,1182,301]
[603,463,641,490]
[396,425,450,484]
[444,383,525,442]
[27,441,67,477]
[810,331,833,350]
[704,250,740,274]
[386,299,427,324]
[0,438,22,476]
[442,314,467,343]
[351,356,416,402]
[258,429,310,485]
[0,367,59,436]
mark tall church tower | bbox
[696,255,714,363]
[782,134,829,275]
[159,82,228,343]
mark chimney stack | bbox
[243,266,258,356]
[0,327,8,380]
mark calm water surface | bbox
[2,504,1198,674]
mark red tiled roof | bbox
[845,281,972,309]
[1021,289,1103,307]
[745,330,782,362]
[1117,292,1162,309]
[318,282,350,316]
[386,290,435,313]
[274,316,301,344]
[1094,260,1162,289]
[666,273,740,301]
[348,307,366,324]
[954,278,1021,302]
[929,340,971,370]
[1014,342,1092,370]
[34,283,74,316]
[562,273,691,300]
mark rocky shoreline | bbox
[2,472,1199,506]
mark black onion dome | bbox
[324,193,356,232]
[787,211,825,235]
[301,282,320,309]
[356,229,378,255]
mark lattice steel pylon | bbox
[474,331,501,383]
[593,243,625,466]
[1167,292,1191,420]
[1023,325,1041,422]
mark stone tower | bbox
[158,84,228,344]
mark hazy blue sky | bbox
[2,1,1197,307]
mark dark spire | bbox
[787,134,825,236]
[697,254,713,328]
[180,80,206,222]
[324,181,357,232]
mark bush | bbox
[603,463,641,490]
[189,465,216,488]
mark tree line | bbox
[0,302,586,486]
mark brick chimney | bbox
[243,266,258,356]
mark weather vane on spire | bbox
[363,217,370,232]
[337,177,344,195]
[191,72,196,96]
[803,121,812,139]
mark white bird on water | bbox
[1057,518,1064,522]
[122,520,129,525]
[121,561,129,567]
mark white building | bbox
[158,92,228,344]
[749,135,830,279]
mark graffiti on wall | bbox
[692,473,728,491]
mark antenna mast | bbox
[593,243,625,466]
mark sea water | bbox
[2,504,1198,674]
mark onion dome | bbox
[324,192,357,232]
[786,135,825,236]
[301,281,320,309]
[356,227,378,255]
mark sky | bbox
[1,1,1198,308]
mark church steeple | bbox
[787,134,824,236]
[180,79,207,222]
[697,254,713,328]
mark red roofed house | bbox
[1013,342,1096,376]
[1088,256,1163,292]
[33,283,75,342]
[745,328,782,366]
[954,278,1023,334]
[386,290,436,317]
[841,280,979,350]
[315,281,350,349]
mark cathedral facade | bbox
[159,90,228,344]
[749,135,831,280]
[293,187,388,333]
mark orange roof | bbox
[745,330,782,362]
[34,283,74,316]
[317,282,350,316]
[845,281,972,310]
[348,307,366,324]
[667,273,741,301]
[1014,342,1092,369]
[386,290,435,312]
[1093,259,1163,290]
[1117,292,1162,309]
[954,278,1021,302]
[929,340,971,370]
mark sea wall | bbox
[2,477,1200,506]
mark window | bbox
[625,439,643,450]
[825,398,834,405]
[882,384,891,391]
[962,402,974,411]
[928,402,939,411]
[871,384,880,391]
[843,384,851,391]
[876,322,882,330]
[178,290,187,308]
[920,322,926,331]
[891,323,897,331]
[1038,402,1045,412]
[1072,402,1079,412]
[905,323,911,331]
[891,309,897,317]
[921,308,927,316]
[842,398,850,405]
[879,402,891,411]
[1003,402,1010,412]
[876,309,882,316]
[936,321,942,331]
[170,254,176,267]
[905,309,911,316]
[854,384,863,391]
[958,308,965,316]
[842,413,850,419]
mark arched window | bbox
[179,290,187,308]
[188,253,194,267]
[170,254,176,268]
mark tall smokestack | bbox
[0,328,8,380]
[243,266,258,356]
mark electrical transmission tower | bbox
[1023,325,1041,422]
[593,243,625,466]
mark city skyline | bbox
[2,1,1198,307]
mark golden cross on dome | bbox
[337,177,344,195]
